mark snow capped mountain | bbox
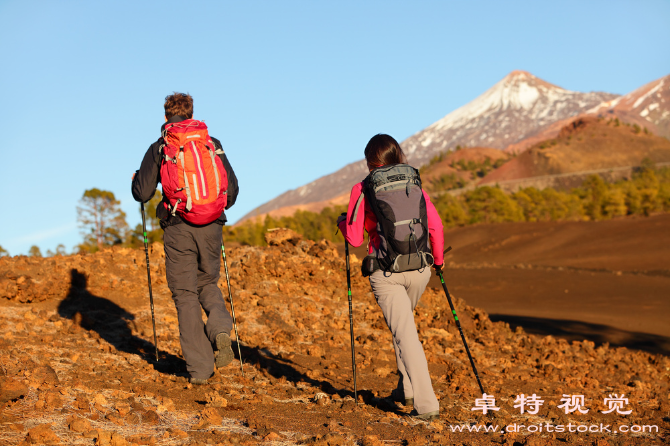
[586,74,670,139]
[239,71,618,223]
[402,71,617,166]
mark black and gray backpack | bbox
[353,163,434,274]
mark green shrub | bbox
[223,165,670,246]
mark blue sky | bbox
[1,0,669,255]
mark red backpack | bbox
[159,120,228,225]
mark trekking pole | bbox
[221,242,244,375]
[344,241,358,403]
[438,246,485,394]
[140,202,159,362]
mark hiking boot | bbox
[189,377,209,385]
[410,409,439,421]
[214,332,234,368]
[391,388,414,407]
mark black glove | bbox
[337,212,347,226]
[433,263,443,273]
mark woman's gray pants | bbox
[369,268,439,414]
[163,223,233,380]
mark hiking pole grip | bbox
[222,243,244,376]
[140,203,159,362]
[438,270,485,395]
[344,241,358,404]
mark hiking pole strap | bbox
[141,203,159,362]
[222,243,244,376]
[345,241,358,403]
[439,271,485,394]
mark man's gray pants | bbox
[164,222,233,380]
[369,268,439,415]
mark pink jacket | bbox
[337,182,445,266]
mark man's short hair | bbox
[164,92,193,120]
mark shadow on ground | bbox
[233,342,401,412]
[489,314,670,356]
[57,268,187,375]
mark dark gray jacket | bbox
[132,115,239,228]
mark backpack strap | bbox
[350,192,365,224]
[190,141,207,199]
[178,147,193,211]
[394,218,421,226]
[207,144,221,195]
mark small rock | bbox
[110,432,127,446]
[265,228,302,246]
[115,401,131,416]
[68,417,92,433]
[25,424,60,444]
[156,396,175,412]
[314,393,330,406]
[200,406,223,425]
[96,430,113,446]
[362,435,383,446]
[205,391,228,408]
[31,365,60,386]
[307,345,325,357]
[75,394,90,410]
[45,392,63,410]
[142,409,160,425]
[374,367,393,378]
[124,410,142,425]
[0,377,29,403]
[168,427,188,438]
[264,432,281,441]
[125,434,157,445]
[83,430,98,439]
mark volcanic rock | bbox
[24,424,60,444]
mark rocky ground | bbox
[0,229,668,445]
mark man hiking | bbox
[132,92,239,385]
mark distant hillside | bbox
[239,192,350,225]
[239,71,617,223]
[481,116,670,184]
[241,147,510,224]
[420,147,510,193]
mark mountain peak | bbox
[502,70,562,92]
[238,73,618,222]
[401,72,617,162]
[507,69,534,79]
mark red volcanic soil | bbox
[484,117,670,184]
[0,219,669,445]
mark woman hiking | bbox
[337,133,444,421]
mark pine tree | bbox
[77,188,129,252]
[46,244,67,257]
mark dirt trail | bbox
[0,227,668,445]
